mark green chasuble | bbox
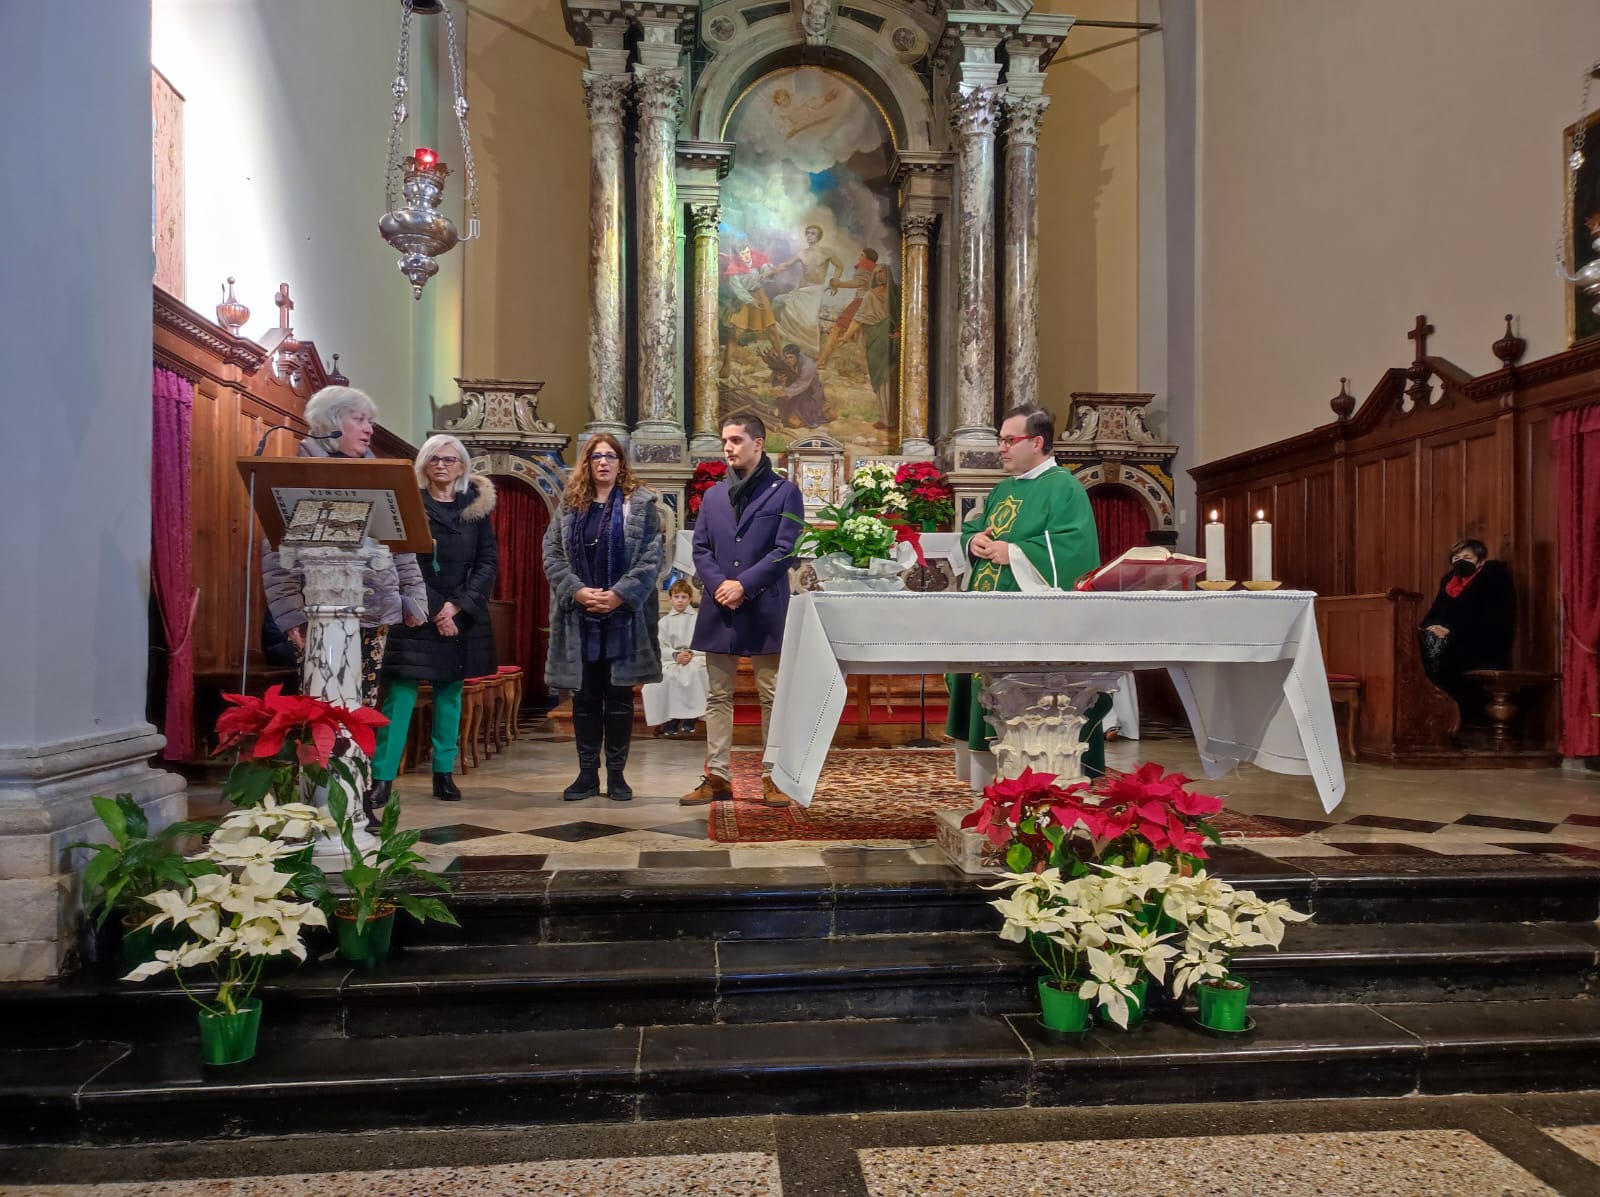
[944,464,1111,768]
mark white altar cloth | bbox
[762,590,1346,812]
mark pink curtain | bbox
[489,477,551,705]
[1090,484,1151,566]
[152,367,197,760]
[1556,404,1600,758]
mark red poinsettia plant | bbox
[686,459,729,519]
[214,685,387,813]
[894,460,955,529]
[961,764,1224,876]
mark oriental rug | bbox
[710,749,1300,845]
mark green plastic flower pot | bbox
[1037,977,1092,1033]
[1104,977,1150,1029]
[335,905,396,967]
[197,1000,261,1066]
[1196,977,1252,1031]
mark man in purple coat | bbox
[681,413,806,807]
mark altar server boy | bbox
[643,580,709,736]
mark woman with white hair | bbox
[260,385,427,712]
[366,433,498,818]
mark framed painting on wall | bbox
[1565,106,1600,346]
[152,67,185,299]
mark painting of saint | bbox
[718,67,901,453]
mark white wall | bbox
[153,0,464,442]
[1194,0,1600,463]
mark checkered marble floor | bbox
[328,726,1600,875]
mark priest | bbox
[945,405,1110,774]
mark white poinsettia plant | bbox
[1165,872,1311,997]
[122,799,336,1016]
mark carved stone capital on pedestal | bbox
[582,70,632,125]
[1002,93,1050,147]
[633,65,685,131]
[978,670,1122,783]
[688,202,722,235]
[901,211,937,247]
[950,85,1004,144]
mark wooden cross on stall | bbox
[1404,313,1434,408]
[274,283,295,335]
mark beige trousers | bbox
[704,652,780,781]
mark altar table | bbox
[762,590,1347,812]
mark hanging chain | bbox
[439,1,481,241]
[1555,61,1599,282]
[384,1,415,212]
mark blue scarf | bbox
[568,490,633,663]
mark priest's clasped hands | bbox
[967,530,1012,565]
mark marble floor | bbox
[241,725,1600,874]
[6,1094,1600,1196]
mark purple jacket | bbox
[690,467,805,656]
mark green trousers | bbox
[944,675,1111,779]
[371,679,463,781]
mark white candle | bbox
[1250,510,1273,581]
[1204,511,1227,581]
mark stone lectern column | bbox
[949,86,1004,450]
[631,64,687,458]
[1001,93,1050,412]
[899,211,937,457]
[582,71,632,441]
[688,201,723,455]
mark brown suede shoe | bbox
[761,776,792,808]
[680,774,734,806]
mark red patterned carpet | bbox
[710,749,1300,845]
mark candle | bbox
[414,147,438,169]
[1204,510,1227,581]
[1250,510,1273,581]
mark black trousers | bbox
[572,658,635,771]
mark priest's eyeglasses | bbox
[998,434,1039,447]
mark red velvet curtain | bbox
[151,366,197,759]
[1090,484,1150,565]
[1555,404,1600,757]
[490,477,551,705]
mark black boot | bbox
[362,779,392,830]
[433,772,461,802]
[603,693,635,801]
[565,699,604,800]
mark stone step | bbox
[12,999,1600,1145]
[6,921,1595,1050]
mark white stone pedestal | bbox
[939,670,1124,874]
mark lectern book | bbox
[236,457,434,553]
[1075,546,1208,592]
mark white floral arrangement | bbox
[846,462,907,517]
[122,799,336,1016]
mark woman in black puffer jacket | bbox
[366,434,498,823]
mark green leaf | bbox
[1005,843,1033,873]
[116,794,149,840]
[91,795,128,846]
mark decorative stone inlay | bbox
[632,441,685,464]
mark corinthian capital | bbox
[901,212,937,247]
[951,86,1004,144]
[582,71,631,125]
[689,202,722,235]
[633,66,685,128]
[1002,93,1051,147]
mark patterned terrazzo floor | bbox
[191,724,1600,874]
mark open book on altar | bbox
[1074,546,1208,592]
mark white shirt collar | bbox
[1016,457,1057,481]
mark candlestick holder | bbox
[1196,580,1236,591]
[1242,580,1282,591]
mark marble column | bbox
[688,201,724,457]
[631,64,687,461]
[1001,93,1050,412]
[0,0,184,979]
[949,86,1004,450]
[582,71,631,441]
[899,212,937,457]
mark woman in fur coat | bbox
[543,433,665,802]
[366,434,499,822]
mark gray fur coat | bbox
[542,489,666,690]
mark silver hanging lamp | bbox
[378,0,481,299]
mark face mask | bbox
[1450,559,1478,579]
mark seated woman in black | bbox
[1418,538,1515,721]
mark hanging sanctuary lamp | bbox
[378,0,481,299]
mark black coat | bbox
[1421,558,1515,679]
[382,476,500,683]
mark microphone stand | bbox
[906,674,940,748]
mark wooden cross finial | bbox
[1406,314,1434,363]
[274,283,295,332]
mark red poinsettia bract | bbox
[215,686,388,766]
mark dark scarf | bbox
[568,488,633,663]
[727,453,775,518]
